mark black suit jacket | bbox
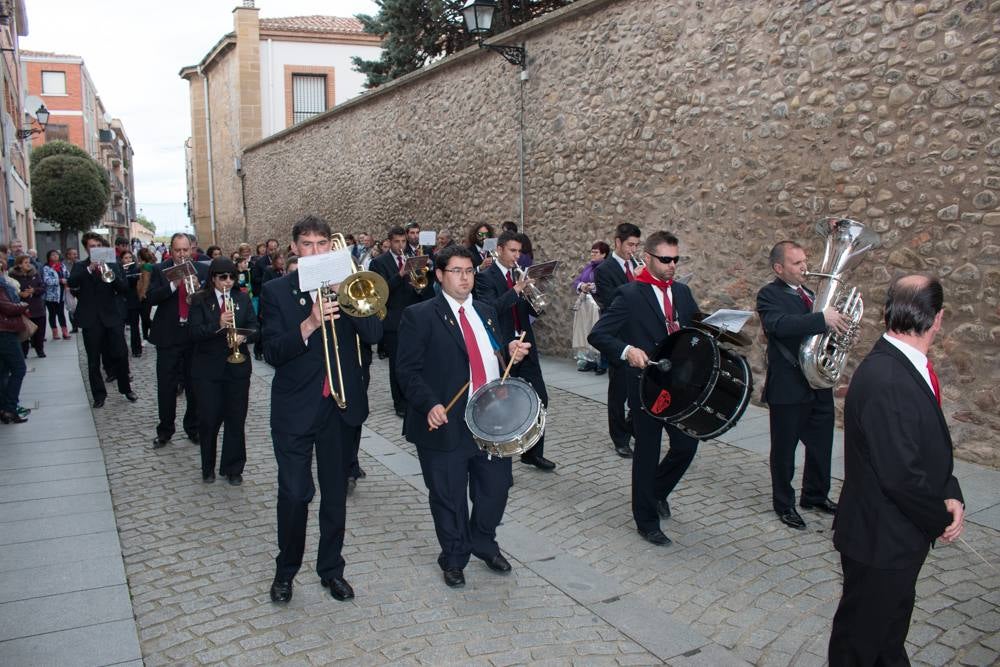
[833,338,963,569]
[755,278,830,405]
[124,263,141,310]
[187,289,259,380]
[261,271,382,433]
[396,293,510,452]
[593,255,637,313]
[146,259,209,348]
[67,259,127,328]
[472,262,540,361]
[370,251,433,332]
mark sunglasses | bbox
[649,254,680,265]
[213,273,235,280]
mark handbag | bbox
[17,315,36,343]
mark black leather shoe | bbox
[0,411,27,424]
[270,577,293,604]
[124,391,138,402]
[520,455,556,471]
[254,352,264,361]
[321,576,355,601]
[355,467,367,479]
[778,508,807,530]
[656,499,671,519]
[578,362,597,372]
[202,473,215,483]
[394,405,405,418]
[638,528,672,546]
[594,367,607,375]
[151,436,168,449]
[187,432,200,444]
[801,498,838,515]
[614,444,633,458]
[479,554,512,573]
[227,474,243,486]
[92,398,105,408]
[442,568,465,588]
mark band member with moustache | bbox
[589,231,700,546]
[404,221,422,258]
[473,231,556,471]
[263,215,382,605]
[466,223,496,272]
[187,258,258,485]
[147,232,209,448]
[68,232,138,409]
[593,223,642,458]
[396,244,531,587]
[829,274,964,666]
[756,241,850,530]
[371,225,434,417]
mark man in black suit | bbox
[404,221,422,257]
[593,222,642,458]
[147,232,208,448]
[371,225,433,417]
[589,231,700,546]
[473,230,556,471]
[829,274,964,666]
[262,215,382,605]
[756,241,849,530]
[396,244,531,588]
[68,232,137,409]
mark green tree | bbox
[352,0,573,89]
[31,154,110,250]
[30,140,110,195]
[136,213,156,233]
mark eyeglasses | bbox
[441,268,476,277]
[214,273,235,280]
[649,254,680,265]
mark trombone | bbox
[316,233,389,409]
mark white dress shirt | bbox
[442,291,500,395]
[882,333,934,395]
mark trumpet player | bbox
[757,240,851,531]
[473,231,556,471]
[187,258,258,485]
[67,232,137,409]
[147,233,209,449]
[262,216,382,605]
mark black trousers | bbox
[126,308,142,355]
[829,553,923,667]
[155,344,198,440]
[21,315,46,356]
[45,301,67,330]
[606,364,633,448]
[140,301,152,339]
[272,404,356,581]
[512,354,548,460]
[631,406,699,532]
[417,438,512,571]
[82,324,131,400]
[768,399,834,512]
[383,330,404,410]
[347,351,373,479]
[195,373,249,478]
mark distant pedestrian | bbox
[137,248,156,341]
[0,252,29,423]
[121,250,143,357]
[42,250,71,340]
[10,255,46,358]
[63,247,80,332]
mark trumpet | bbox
[183,272,199,304]
[630,250,646,271]
[409,246,429,292]
[99,262,115,283]
[317,233,389,409]
[222,290,246,364]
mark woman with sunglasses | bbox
[187,258,258,484]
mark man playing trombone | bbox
[262,216,382,605]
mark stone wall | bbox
[241,0,1000,466]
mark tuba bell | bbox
[489,250,548,314]
[408,245,429,293]
[798,217,880,389]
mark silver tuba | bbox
[798,217,880,389]
[490,250,548,314]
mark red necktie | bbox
[459,306,488,391]
[927,359,941,406]
[634,270,677,333]
[178,281,189,319]
[797,286,813,309]
[397,254,403,271]
[625,262,634,282]
[219,295,226,312]
[505,270,522,333]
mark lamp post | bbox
[461,0,526,69]
[17,104,49,140]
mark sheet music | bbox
[482,238,498,253]
[297,248,354,292]
[524,260,559,281]
[403,255,430,273]
[702,309,753,333]
[89,247,116,264]
[162,260,196,282]
[418,231,437,246]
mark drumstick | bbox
[501,331,527,384]
[428,381,470,431]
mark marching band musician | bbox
[396,245,531,588]
[473,230,557,471]
[589,231,700,546]
[756,241,850,531]
[187,258,258,485]
[262,216,382,605]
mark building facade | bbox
[180,3,381,248]
[22,50,136,248]
[0,0,32,248]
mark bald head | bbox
[884,274,943,336]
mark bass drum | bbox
[465,377,546,458]
[639,327,753,440]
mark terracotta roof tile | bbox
[258,16,366,35]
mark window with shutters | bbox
[41,71,67,95]
[291,74,327,124]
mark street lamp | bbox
[461,0,526,69]
[18,104,49,139]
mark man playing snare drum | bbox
[396,244,531,588]
[589,231,701,546]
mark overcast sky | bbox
[22,0,379,234]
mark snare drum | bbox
[464,377,546,458]
[639,327,753,440]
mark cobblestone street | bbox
[77,343,1000,666]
